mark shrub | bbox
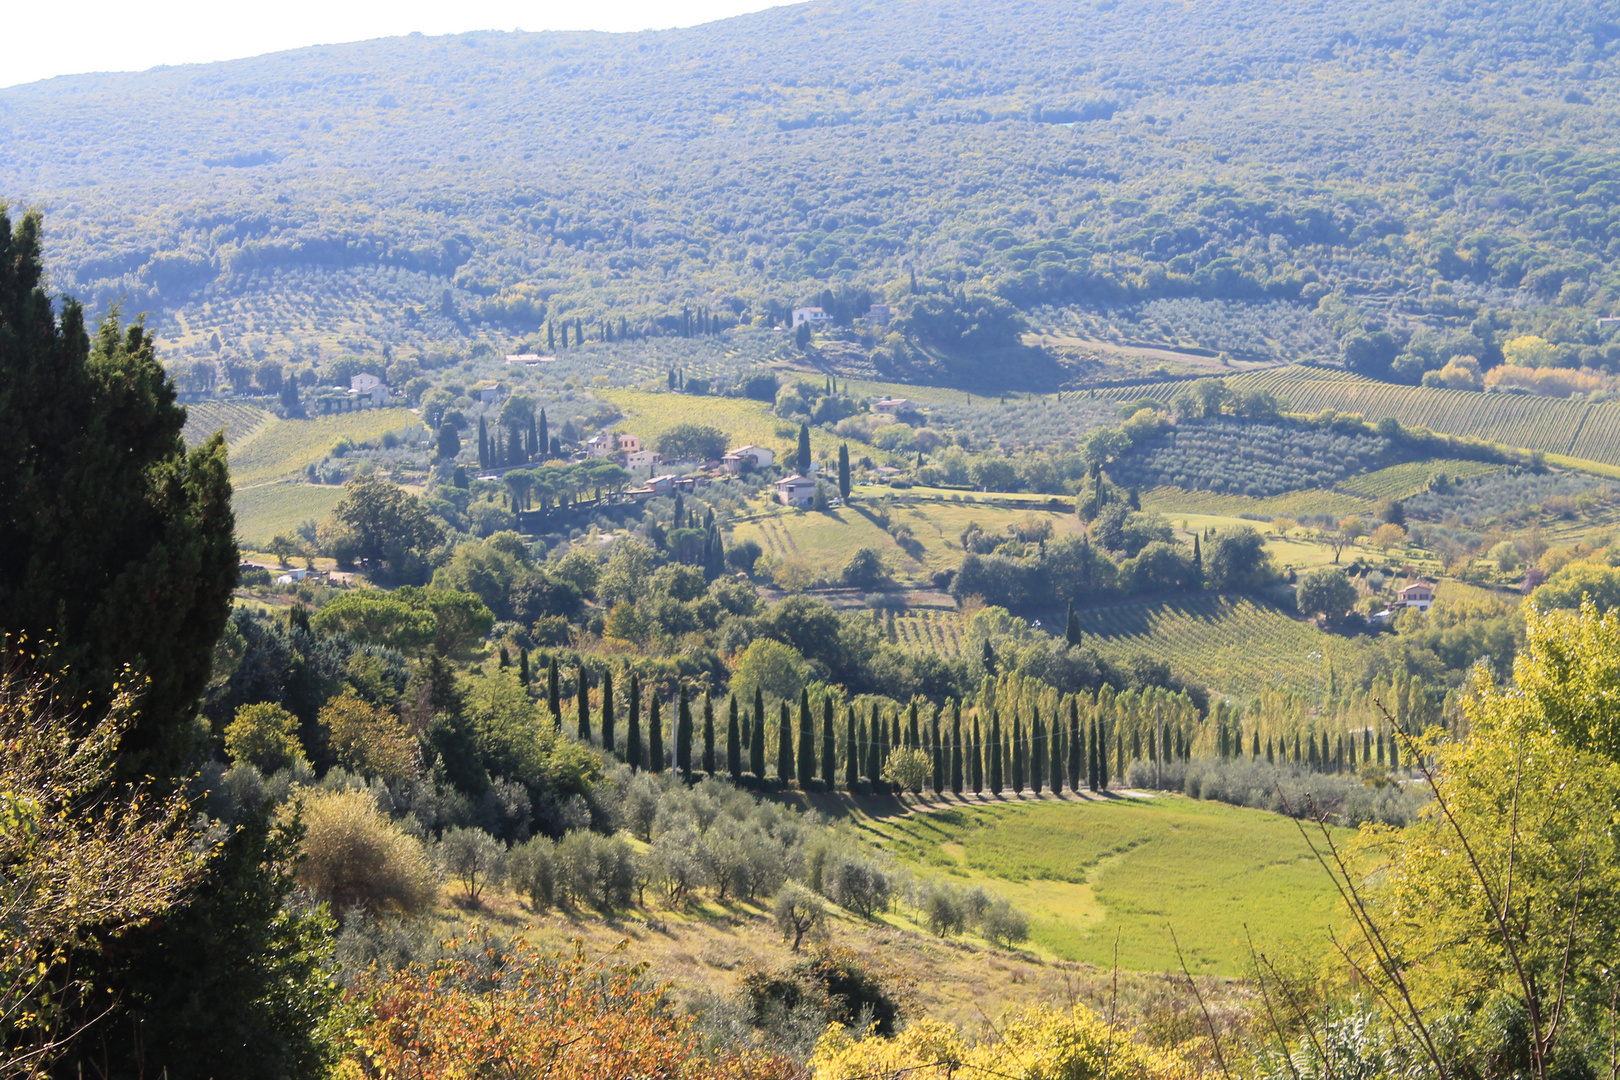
[555,829,636,910]
[294,789,437,918]
[435,826,507,904]
[224,701,304,773]
[772,881,828,950]
[508,835,557,911]
[319,690,419,784]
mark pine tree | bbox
[649,695,664,772]
[797,690,816,788]
[727,695,742,781]
[702,693,717,777]
[950,703,964,795]
[838,443,851,501]
[601,669,615,755]
[576,662,591,742]
[1012,715,1026,794]
[1068,698,1082,793]
[845,706,859,788]
[751,689,766,778]
[1065,601,1081,646]
[777,701,794,783]
[989,710,1003,794]
[822,695,837,788]
[676,685,694,782]
[546,657,560,729]
[627,674,643,771]
[796,423,812,475]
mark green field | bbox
[872,798,1342,974]
[232,482,347,545]
[1337,458,1506,499]
[226,408,420,487]
[1072,594,1366,698]
[1142,485,1370,520]
[181,400,273,446]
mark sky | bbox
[2,0,794,88]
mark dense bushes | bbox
[1123,757,1427,827]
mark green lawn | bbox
[232,482,346,545]
[873,797,1343,975]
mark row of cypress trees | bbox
[534,657,1121,795]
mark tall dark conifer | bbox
[601,669,615,755]
[1012,715,1026,794]
[989,710,1003,794]
[950,704,964,795]
[796,422,812,475]
[797,689,816,787]
[676,685,694,781]
[837,443,851,501]
[971,716,984,794]
[822,695,836,788]
[845,706,859,788]
[931,708,945,794]
[1030,708,1045,795]
[627,674,643,770]
[726,695,742,781]
[777,701,794,783]
[576,663,591,742]
[702,692,716,777]
[1049,708,1064,796]
[1068,699,1082,793]
[649,696,664,773]
[548,657,561,728]
[750,693,766,778]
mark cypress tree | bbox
[1068,698,1082,793]
[1030,708,1045,795]
[538,409,548,457]
[752,688,766,777]
[798,689,816,788]
[627,674,643,771]
[777,701,794,782]
[1087,716,1099,792]
[1012,715,1026,794]
[576,663,591,742]
[971,716,984,794]
[950,704,964,795]
[989,710,1003,794]
[649,695,664,772]
[796,422,812,475]
[822,695,837,788]
[548,657,561,727]
[891,713,903,760]
[601,669,615,755]
[1065,601,1081,646]
[907,701,920,750]
[1049,708,1064,795]
[702,692,717,777]
[931,707,945,794]
[837,443,851,501]
[1112,727,1122,787]
[845,706,859,788]
[727,695,742,781]
[867,706,883,785]
[1390,729,1401,772]
[519,648,529,686]
[676,685,694,782]
[478,415,489,468]
[1254,730,1263,760]
[1293,732,1302,765]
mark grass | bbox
[232,482,346,545]
[226,408,419,486]
[1066,594,1370,698]
[1141,486,1369,519]
[870,797,1343,975]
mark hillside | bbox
[3,0,1619,378]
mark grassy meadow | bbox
[232,483,347,546]
[226,408,421,487]
[869,796,1343,975]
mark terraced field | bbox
[1070,594,1367,698]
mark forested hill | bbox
[2,0,1619,369]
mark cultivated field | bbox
[871,797,1342,974]
[225,408,419,487]
[180,400,273,446]
[1142,486,1369,519]
[232,482,346,546]
[1337,458,1506,499]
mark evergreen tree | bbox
[601,668,615,755]
[778,701,794,782]
[1012,715,1026,794]
[837,443,851,500]
[866,706,883,784]
[796,422,812,475]
[1065,601,1081,646]
[907,700,920,750]
[727,694,742,781]
[798,689,816,787]
[676,685,694,782]
[702,692,717,777]
[649,695,664,772]
[822,695,837,788]
[1193,533,1203,581]
[971,716,984,794]
[538,409,548,457]
[1030,709,1045,795]
[1049,708,1065,795]
[950,704,964,795]
[519,647,529,686]
[931,708,945,793]
[1068,698,1082,792]
[857,713,870,783]
[548,657,561,729]
[1112,728,1122,788]
[751,689,766,777]
[1087,717,1099,792]
[627,674,643,770]
[478,415,489,468]
[576,662,591,741]
[989,710,1003,794]
[845,706,859,788]
[1255,731,1263,760]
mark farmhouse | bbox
[791,306,833,328]
[775,474,817,506]
[722,445,775,474]
[586,432,641,458]
[626,449,662,470]
[872,397,912,415]
[349,373,390,404]
[475,382,505,404]
[862,303,892,327]
[1396,581,1435,611]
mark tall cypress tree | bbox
[797,689,816,787]
[649,696,664,773]
[777,702,794,782]
[1068,698,1082,793]
[1112,727,1122,789]
[845,706,859,788]
[627,674,643,771]
[931,708,945,794]
[576,663,591,742]
[950,703,964,795]
[1087,716,1099,792]
[837,442,851,501]
[538,408,548,458]
[1030,708,1045,795]
[676,685,694,782]
[971,716,984,794]
[989,710,1003,795]
[519,647,529,687]
[822,695,837,788]
[1049,708,1064,795]
[796,422,812,475]
[601,669,615,755]
[866,706,883,785]
[1065,601,1081,646]
[478,415,489,468]
[1012,715,1026,794]
[750,690,766,778]
[726,694,742,781]
[702,692,716,777]
[907,701,920,750]
[548,657,561,729]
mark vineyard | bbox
[1338,459,1506,500]
[226,408,421,487]
[1108,417,1396,496]
[1072,594,1368,698]
[1100,367,1620,469]
[1140,486,1368,519]
[881,608,967,657]
[180,401,272,447]
[233,483,346,547]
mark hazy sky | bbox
[3,0,794,89]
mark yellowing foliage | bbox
[809,1004,1189,1080]
[1483,364,1614,398]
